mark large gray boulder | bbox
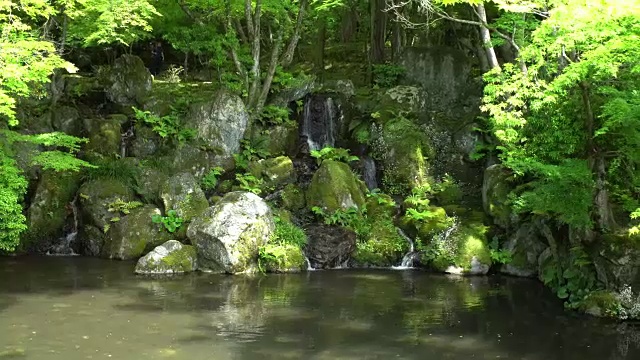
[185,90,248,159]
[105,55,152,106]
[593,234,640,290]
[187,192,275,274]
[500,222,548,278]
[135,240,197,274]
[161,172,209,222]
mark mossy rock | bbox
[261,244,306,273]
[77,178,135,231]
[372,116,434,195]
[77,225,106,256]
[427,221,492,275]
[136,166,170,204]
[135,240,197,274]
[105,54,152,106]
[247,124,298,156]
[281,184,306,211]
[365,194,396,220]
[161,172,209,222]
[399,206,452,241]
[83,114,128,160]
[102,205,172,260]
[500,222,548,278]
[20,171,82,251]
[353,218,408,267]
[592,232,640,289]
[578,290,620,318]
[482,164,514,229]
[248,156,295,189]
[306,160,367,213]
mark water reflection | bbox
[0,257,639,359]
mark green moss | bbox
[365,194,396,220]
[427,222,492,273]
[248,156,294,189]
[579,290,620,318]
[262,244,306,273]
[306,160,367,213]
[281,184,305,211]
[354,217,408,267]
[160,245,197,272]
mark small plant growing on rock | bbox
[488,236,512,265]
[235,173,263,195]
[202,167,225,191]
[310,147,359,165]
[259,105,293,127]
[107,198,143,215]
[132,107,196,145]
[152,210,183,233]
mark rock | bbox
[187,192,275,273]
[270,75,316,107]
[77,225,105,256]
[322,79,355,97]
[21,171,81,251]
[428,221,492,275]
[9,141,41,181]
[371,116,434,195]
[248,156,295,190]
[161,172,209,222]
[500,222,548,277]
[247,124,298,156]
[593,233,640,289]
[130,124,160,158]
[105,55,152,106]
[102,205,171,260]
[578,290,620,318]
[134,240,197,274]
[304,224,357,269]
[161,144,222,179]
[185,90,248,159]
[83,114,128,160]
[135,167,170,204]
[306,160,367,213]
[261,244,306,273]
[353,218,407,267]
[78,179,135,232]
[280,184,306,211]
[482,164,514,229]
[51,106,83,136]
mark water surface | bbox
[1,257,638,359]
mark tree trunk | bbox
[475,4,499,69]
[317,20,327,84]
[256,30,285,116]
[370,0,386,64]
[340,4,358,43]
[247,0,262,111]
[280,0,308,67]
[390,16,403,61]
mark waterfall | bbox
[304,256,315,271]
[120,124,135,158]
[392,228,419,270]
[301,95,338,151]
[46,196,79,256]
[362,156,378,190]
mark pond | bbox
[1,257,638,359]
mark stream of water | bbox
[1,257,639,359]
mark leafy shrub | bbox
[233,140,270,171]
[488,236,512,265]
[310,147,359,165]
[107,198,143,215]
[133,107,196,145]
[235,173,263,195]
[259,105,292,127]
[372,64,406,88]
[202,167,224,191]
[152,210,184,233]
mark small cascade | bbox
[362,156,378,190]
[304,256,315,271]
[392,228,419,270]
[47,196,79,256]
[301,95,339,151]
[120,124,135,158]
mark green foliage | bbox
[84,158,140,190]
[540,246,598,308]
[133,107,196,145]
[201,167,225,191]
[311,206,370,239]
[233,140,270,171]
[259,105,292,127]
[272,217,307,248]
[0,149,27,251]
[310,147,359,165]
[235,173,263,195]
[372,64,406,88]
[258,217,307,273]
[107,198,143,215]
[366,189,396,208]
[488,237,512,265]
[152,210,183,233]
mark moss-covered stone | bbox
[102,205,172,260]
[248,156,295,189]
[306,160,367,213]
[428,221,492,275]
[135,240,197,274]
[372,116,434,195]
[105,54,152,106]
[77,178,135,231]
[20,171,82,251]
[353,218,408,267]
[482,164,514,229]
[592,232,640,289]
[262,244,306,273]
[161,172,209,222]
[578,290,620,318]
[281,184,305,211]
[500,222,548,278]
[247,124,298,156]
[365,193,396,220]
[83,114,128,160]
